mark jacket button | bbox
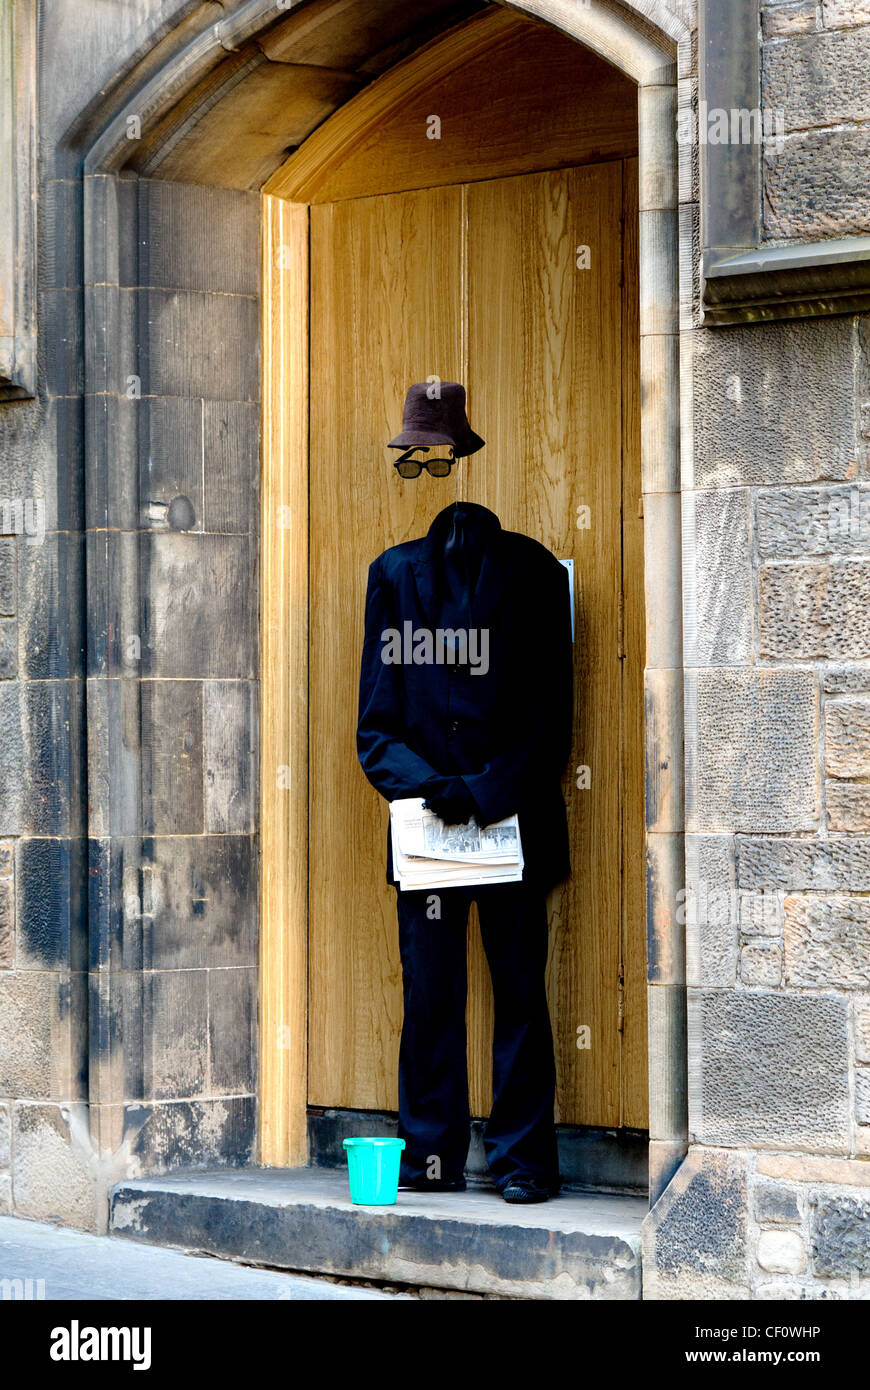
[449,719,460,733]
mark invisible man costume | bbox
[357,383,573,1201]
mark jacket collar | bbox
[411,503,505,629]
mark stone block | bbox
[739,891,782,937]
[0,538,14,616]
[0,681,80,837]
[138,396,204,532]
[756,485,870,558]
[102,1095,256,1176]
[208,967,257,1095]
[690,319,856,487]
[642,1147,749,1299]
[825,697,870,777]
[764,128,870,239]
[0,878,12,968]
[0,617,16,679]
[855,995,870,1062]
[822,0,870,26]
[140,680,204,835]
[15,836,85,971]
[204,680,257,834]
[738,835,870,891]
[684,835,737,987]
[141,532,255,680]
[682,489,753,665]
[764,29,870,128]
[827,783,870,831]
[856,1068,870,1124]
[741,942,782,988]
[686,668,818,833]
[812,1193,870,1277]
[0,1102,9,1166]
[0,971,87,1100]
[760,562,870,660]
[0,394,83,534]
[137,181,259,295]
[754,1183,801,1225]
[17,532,85,679]
[824,667,870,694]
[688,989,850,1147]
[762,1,818,37]
[12,1103,100,1230]
[758,1153,870,1183]
[202,401,260,533]
[127,835,256,971]
[142,969,209,1102]
[757,1228,806,1274]
[138,289,258,401]
[785,895,870,988]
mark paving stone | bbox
[785,895,870,988]
[0,1213,402,1300]
[689,989,850,1147]
[110,1167,646,1301]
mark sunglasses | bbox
[392,446,455,479]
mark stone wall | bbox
[0,0,261,1229]
[762,0,870,240]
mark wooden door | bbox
[307,161,646,1128]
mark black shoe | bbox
[500,1176,551,1204]
[398,1176,467,1193]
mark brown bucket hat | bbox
[388,381,485,459]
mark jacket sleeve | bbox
[462,554,574,827]
[357,555,452,803]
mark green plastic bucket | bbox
[342,1136,405,1205]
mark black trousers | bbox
[395,879,560,1192]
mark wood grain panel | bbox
[266,8,637,204]
[259,194,309,1164]
[465,164,625,1126]
[620,158,649,1129]
[308,185,465,1108]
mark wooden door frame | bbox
[259,0,688,1200]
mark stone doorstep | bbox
[108,1168,647,1301]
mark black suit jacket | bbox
[357,503,573,891]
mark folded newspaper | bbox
[389,797,523,891]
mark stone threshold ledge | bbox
[109,1167,646,1301]
[702,236,870,325]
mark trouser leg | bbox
[476,880,560,1192]
[396,886,471,1185]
